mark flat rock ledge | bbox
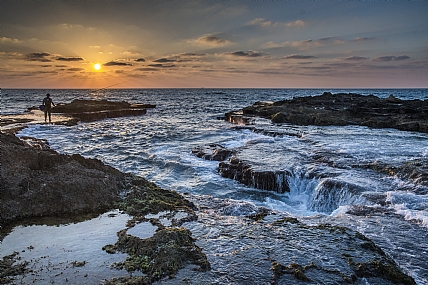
[0,99,155,133]
[51,99,155,122]
[225,92,428,133]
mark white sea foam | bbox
[386,191,428,229]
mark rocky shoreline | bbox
[0,95,421,284]
[225,92,428,133]
[0,131,208,284]
[0,132,417,284]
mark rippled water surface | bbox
[2,88,428,284]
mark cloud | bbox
[193,35,231,47]
[0,36,22,44]
[264,39,323,50]
[246,18,273,28]
[285,20,306,28]
[351,37,376,42]
[89,45,101,49]
[180,53,206,57]
[372,55,410,62]
[56,57,84,61]
[283,54,317,59]
[153,58,176,63]
[147,64,176,68]
[104,61,133,66]
[246,18,306,29]
[25,52,53,62]
[225,50,265,57]
[67,68,85,72]
[340,56,369,61]
[395,55,411,61]
[135,58,146,62]
[136,67,158,71]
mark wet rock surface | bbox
[359,159,428,188]
[1,132,207,283]
[226,92,428,133]
[0,133,418,284]
[168,194,417,285]
[0,100,154,133]
[0,132,126,227]
[192,144,291,193]
[51,99,154,123]
[218,156,291,193]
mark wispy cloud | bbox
[351,37,376,42]
[104,61,133,66]
[193,35,231,47]
[372,55,410,62]
[285,20,306,28]
[147,64,176,68]
[25,52,53,62]
[56,57,84,61]
[1,36,22,44]
[283,54,317,59]
[153,58,176,63]
[67,67,85,72]
[246,18,306,29]
[340,56,369,61]
[225,51,265,57]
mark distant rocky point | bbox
[1,99,156,133]
[225,92,428,133]
[51,99,155,122]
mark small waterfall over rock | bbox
[308,179,365,214]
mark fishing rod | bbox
[91,80,129,93]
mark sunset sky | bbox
[2,1,428,88]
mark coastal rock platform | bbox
[0,132,416,284]
[225,92,428,133]
[0,99,155,133]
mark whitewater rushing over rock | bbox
[1,88,428,284]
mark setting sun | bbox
[94,63,101,71]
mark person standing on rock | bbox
[42,93,55,123]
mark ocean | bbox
[1,88,428,284]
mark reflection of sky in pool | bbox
[0,210,135,284]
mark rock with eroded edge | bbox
[226,92,428,133]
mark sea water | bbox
[1,88,428,284]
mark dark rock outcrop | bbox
[191,144,234,161]
[191,144,291,193]
[358,159,428,188]
[52,99,155,122]
[226,92,428,133]
[218,156,291,193]
[0,132,189,229]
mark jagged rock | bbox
[218,156,291,193]
[191,144,234,161]
[359,160,428,187]
[226,92,428,133]
[191,144,292,193]
[0,132,191,229]
[0,132,125,227]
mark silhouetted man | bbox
[42,93,55,123]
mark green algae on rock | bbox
[103,227,210,284]
[0,252,29,285]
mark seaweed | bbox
[103,227,210,283]
[0,252,29,285]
